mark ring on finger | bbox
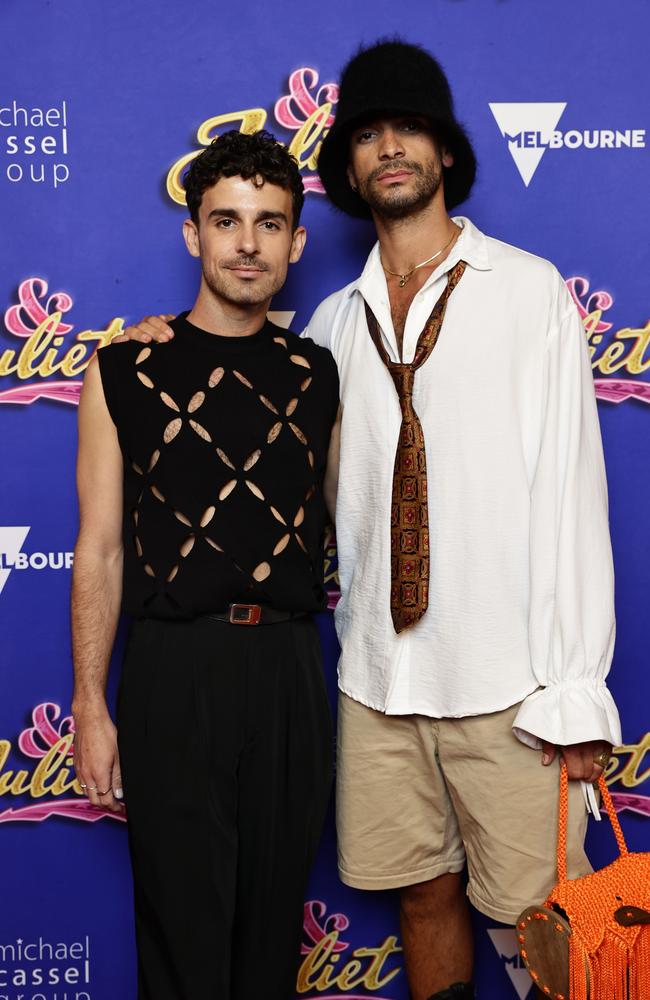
[593,749,611,769]
[79,783,88,789]
[97,788,111,796]
[87,785,98,791]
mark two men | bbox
[71,131,339,999]
[77,39,622,1000]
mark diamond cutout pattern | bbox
[127,336,318,602]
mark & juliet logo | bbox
[298,901,401,998]
[166,67,338,206]
[568,277,650,405]
[0,703,122,825]
[0,278,123,406]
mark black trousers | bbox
[117,615,333,1000]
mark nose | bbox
[377,126,405,161]
[236,221,260,257]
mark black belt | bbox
[206,603,308,626]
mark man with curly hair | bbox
[71,130,341,1000]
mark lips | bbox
[228,266,265,277]
[377,170,413,183]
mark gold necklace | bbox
[381,227,460,287]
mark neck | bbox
[373,192,456,275]
[187,280,270,337]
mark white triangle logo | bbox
[0,526,30,595]
[489,102,567,185]
[487,928,534,999]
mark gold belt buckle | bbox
[229,603,262,625]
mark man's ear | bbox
[289,226,307,264]
[441,146,455,169]
[346,164,358,192]
[182,218,200,258]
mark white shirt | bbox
[304,217,622,750]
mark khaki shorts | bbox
[336,693,592,923]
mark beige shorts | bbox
[336,693,592,923]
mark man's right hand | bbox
[73,705,125,814]
[113,314,176,344]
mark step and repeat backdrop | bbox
[1,1,648,998]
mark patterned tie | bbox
[364,260,467,633]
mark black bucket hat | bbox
[318,40,477,218]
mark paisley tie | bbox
[364,260,466,633]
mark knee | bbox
[400,872,464,918]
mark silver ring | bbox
[79,783,87,788]
[88,785,97,791]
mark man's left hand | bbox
[112,314,176,344]
[541,740,612,783]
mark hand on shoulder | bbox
[112,314,176,344]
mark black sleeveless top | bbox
[98,313,339,620]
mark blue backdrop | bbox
[1,2,648,998]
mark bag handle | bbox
[557,760,628,883]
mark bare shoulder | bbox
[78,352,113,428]
[80,351,102,399]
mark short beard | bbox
[358,159,443,220]
[201,256,283,307]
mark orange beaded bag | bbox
[517,762,650,999]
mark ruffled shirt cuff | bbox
[512,679,622,749]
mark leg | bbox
[336,696,471,997]
[400,873,473,1000]
[230,618,333,1000]
[118,619,241,1000]
[436,702,590,999]
[437,701,591,925]
[336,694,466,891]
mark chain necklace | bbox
[381,226,460,287]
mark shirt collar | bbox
[347,216,492,301]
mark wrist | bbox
[72,694,110,721]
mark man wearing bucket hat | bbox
[119,38,621,1000]
[309,40,621,1000]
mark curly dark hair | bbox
[183,129,304,228]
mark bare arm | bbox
[323,405,342,522]
[71,354,125,812]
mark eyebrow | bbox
[206,208,289,224]
[353,115,426,133]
